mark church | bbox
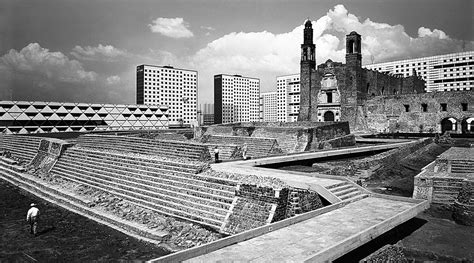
[298,20,474,134]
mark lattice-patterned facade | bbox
[0,101,169,134]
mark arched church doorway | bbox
[461,117,474,134]
[324,111,335,122]
[440,117,457,133]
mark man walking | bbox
[26,203,40,236]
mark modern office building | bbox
[260,92,278,122]
[136,64,197,125]
[365,51,474,92]
[276,74,300,122]
[0,100,169,134]
[214,74,260,124]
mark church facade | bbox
[298,20,474,134]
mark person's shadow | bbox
[36,226,56,236]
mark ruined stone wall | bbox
[364,70,425,96]
[310,134,356,151]
[364,91,474,133]
[251,127,308,153]
[311,122,350,143]
[354,138,432,171]
[222,185,324,235]
[200,122,352,153]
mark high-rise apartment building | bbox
[365,51,474,92]
[136,64,197,125]
[260,92,278,122]
[276,74,300,122]
[214,74,260,124]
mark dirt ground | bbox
[0,180,170,262]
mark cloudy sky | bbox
[0,0,472,104]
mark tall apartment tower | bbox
[277,74,300,122]
[298,19,316,121]
[365,51,474,92]
[260,91,278,122]
[214,74,260,124]
[136,64,197,125]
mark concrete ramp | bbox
[151,195,428,262]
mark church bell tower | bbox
[298,19,316,121]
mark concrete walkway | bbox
[180,196,426,262]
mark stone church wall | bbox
[365,91,474,133]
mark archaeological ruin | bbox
[0,19,472,262]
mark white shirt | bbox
[27,207,39,220]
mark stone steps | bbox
[53,159,235,205]
[51,168,225,228]
[77,140,203,160]
[0,164,168,242]
[326,181,369,202]
[204,135,277,157]
[52,163,231,217]
[59,155,235,197]
[68,148,203,174]
[62,149,236,191]
[450,160,474,173]
[0,135,42,162]
[75,135,210,161]
[49,147,238,229]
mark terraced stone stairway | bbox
[326,181,369,202]
[203,135,281,158]
[431,177,466,205]
[49,147,238,230]
[451,160,474,174]
[0,135,42,162]
[75,134,211,161]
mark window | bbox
[462,103,468,111]
[440,103,447,111]
[421,103,428,112]
[404,105,410,112]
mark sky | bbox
[0,0,473,104]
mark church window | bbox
[440,103,447,111]
[421,103,428,112]
[404,105,410,112]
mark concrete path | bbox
[182,196,425,262]
[240,141,415,166]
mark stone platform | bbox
[153,195,427,262]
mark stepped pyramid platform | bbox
[414,147,474,205]
[75,134,211,161]
[0,135,43,162]
[202,135,281,158]
[49,146,238,230]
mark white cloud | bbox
[106,75,121,85]
[71,44,128,61]
[1,43,97,83]
[418,27,448,39]
[148,17,194,38]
